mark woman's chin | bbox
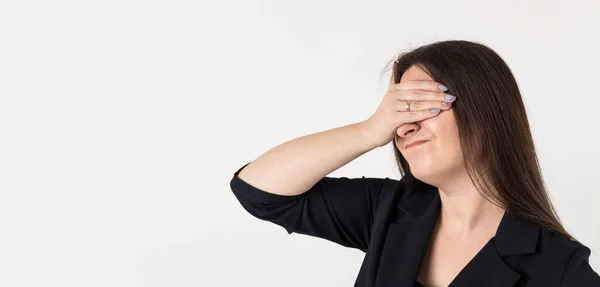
[409,162,431,174]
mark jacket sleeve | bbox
[230,161,395,252]
[560,244,600,286]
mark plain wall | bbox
[0,0,598,286]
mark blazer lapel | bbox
[374,184,541,287]
[447,238,521,287]
[448,210,540,287]
[374,184,440,287]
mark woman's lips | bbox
[406,141,428,150]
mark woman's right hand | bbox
[360,71,456,148]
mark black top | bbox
[230,162,600,286]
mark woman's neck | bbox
[437,184,505,241]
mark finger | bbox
[392,80,448,92]
[395,108,443,125]
[396,89,456,103]
[395,100,452,112]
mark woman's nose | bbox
[396,123,421,137]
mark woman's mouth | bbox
[405,140,428,150]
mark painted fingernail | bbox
[445,94,456,101]
[431,108,441,113]
[439,84,448,91]
[442,101,452,107]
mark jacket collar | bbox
[374,184,540,287]
[397,185,541,256]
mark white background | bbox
[1,0,599,286]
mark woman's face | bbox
[394,65,464,186]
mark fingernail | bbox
[431,109,441,113]
[445,94,456,101]
[439,84,448,91]
[442,101,452,107]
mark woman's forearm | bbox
[236,121,377,196]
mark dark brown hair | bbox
[385,40,576,242]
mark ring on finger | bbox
[405,101,411,111]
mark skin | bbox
[394,65,506,286]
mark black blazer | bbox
[230,162,600,286]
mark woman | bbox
[229,40,600,286]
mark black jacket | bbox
[230,162,600,286]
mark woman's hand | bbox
[360,70,456,148]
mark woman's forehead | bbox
[400,65,433,83]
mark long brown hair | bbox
[385,40,576,242]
